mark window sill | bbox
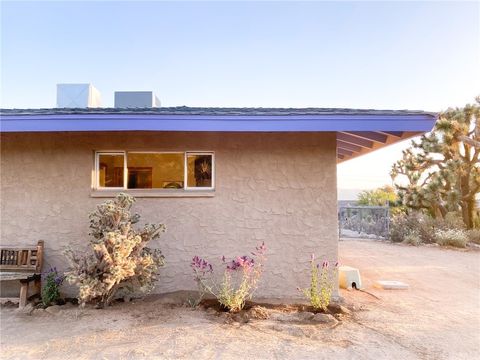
[90,189,215,198]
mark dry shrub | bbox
[390,212,435,243]
[403,232,422,246]
[467,229,480,244]
[391,211,466,245]
[249,306,269,320]
[434,229,468,248]
[65,193,166,307]
[435,212,466,231]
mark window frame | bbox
[95,151,127,190]
[94,150,215,192]
[185,152,215,191]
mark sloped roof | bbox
[0,106,435,117]
[0,107,437,163]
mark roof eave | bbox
[0,112,438,164]
[0,113,437,133]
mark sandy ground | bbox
[1,240,479,360]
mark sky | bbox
[1,1,479,199]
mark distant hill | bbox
[338,200,358,208]
[337,188,363,201]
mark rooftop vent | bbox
[114,91,161,108]
[56,83,102,108]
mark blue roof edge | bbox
[0,111,437,133]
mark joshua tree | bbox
[391,98,479,228]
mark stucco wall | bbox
[1,131,338,298]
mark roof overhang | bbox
[0,109,437,163]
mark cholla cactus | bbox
[65,193,165,307]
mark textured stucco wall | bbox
[1,131,338,298]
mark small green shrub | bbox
[41,268,65,306]
[434,229,468,248]
[467,229,480,244]
[298,255,337,312]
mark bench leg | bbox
[19,281,28,308]
[33,276,41,296]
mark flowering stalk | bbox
[298,254,338,311]
[191,256,216,304]
[191,242,267,312]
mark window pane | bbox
[127,153,184,189]
[98,154,124,188]
[187,154,213,188]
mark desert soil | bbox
[1,240,479,360]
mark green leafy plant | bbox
[41,267,65,306]
[65,193,166,307]
[298,255,338,312]
[191,243,267,312]
[357,185,398,207]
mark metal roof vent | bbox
[56,83,102,108]
[114,91,161,108]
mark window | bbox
[97,152,125,188]
[128,153,184,189]
[187,153,213,189]
[95,151,214,191]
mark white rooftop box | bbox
[56,84,102,108]
[114,91,161,108]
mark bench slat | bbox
[0,242,43,271]
[0,247,38,251]
[0,265,37,271]
[0,272,36,281]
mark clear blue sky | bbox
[1,1,479,197]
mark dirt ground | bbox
[1,240,479,360]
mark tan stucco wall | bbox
[1,131,338,298]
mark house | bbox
[0,104,437,298]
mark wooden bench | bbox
[0,241,44,308]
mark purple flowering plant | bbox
[297,254,338,311]
[225,255,255,271]
[42,267,65,306]
[191,242,267,312]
